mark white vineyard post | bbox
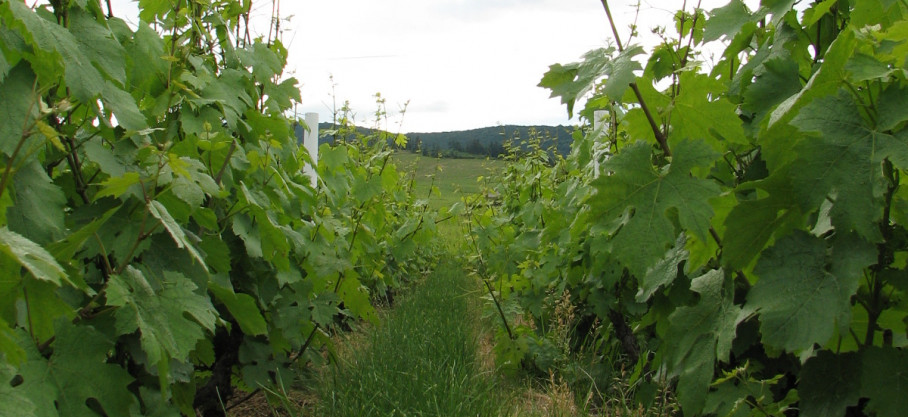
[592,110,609,179]
[303,112,319,187]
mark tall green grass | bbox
[392,152,506,210]
[391,151,503,253]
[317,264,505,416]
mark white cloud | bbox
[284,0,614,131]
[100,1,757,132]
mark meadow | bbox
[392,152,507,210]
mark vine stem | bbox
[600,0,671,157]
[165,0,181,89]
[600,0,623,50]
[678,1,703,79]
[213,139,238,185]
[465,207,514,339]
[709,226,751,288]
[865,158,898,346]
[481,275,514,339]
[631,84,671,156]
[63,133,90,205]
[400,174,436,242]
[24,286,37,344]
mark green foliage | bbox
[663,270,739,413]
[539,45,644,116]
[591,139,721,277]
[472,1,908,415]
[0,1,438,415]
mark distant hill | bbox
[406,125,574,158]
[294,123,575,158]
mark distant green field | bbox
[392,152,506,210]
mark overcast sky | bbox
[105,0,750,132]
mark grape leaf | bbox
[0,362,36,417]
[703,0,755,42]
[846,52,895,82]
[270,282,315,347]
[148,200,208,269]
[200,69,253,129]
[645,43,677,82]
[237,41,282,82]
[107,267,217,378]
[199,235,231,273]
[877,84,908,132]
[671,72,747,149]
[4,1,105,103]
[137,0,172,22]
[850,0,903,29]
[0,48,10,83]
[101,81,147,131]
[309,292,341,327]
[93,172,141,201]
[722,178,802,271]
[759,0,797,23]
[265,77,301,113]
[802,0,837,26]
[83,139,130,177]
[705,375,777,417]
[17,321,135,416]
[22,279,76,344]
[747,231,876,352]
[68,8,126,85]
[880,21,908,65]
[129,22,167,92]
[0,63,38,157]
[741,57,802,126]
[600,46,644,103]
[338,274,377,324]
[208,283,267,336]
[232,214,263,258]
[764,29,856,169]
[137,386,183,417]
[169,174,205,208]
[238,339,295,392]
[861,346,908,417]
[47,206,119,281]
[6,160,66,245]
[790,89,908,241]
[621,78,670,145]
[663,269,740,415]
[590,140,721,277]
[539,46,644,117]
[636,234,688,302]
[0,317,24,366]
[0,227,67,286]
[799,351,861,417]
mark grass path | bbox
[316,262,505,416]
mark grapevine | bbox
[0,0,438,415]
[472,0,908,415]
